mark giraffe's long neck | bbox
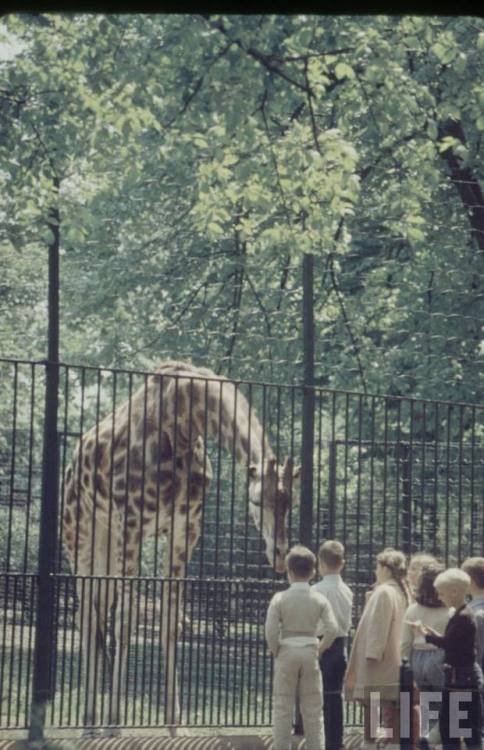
[152,363,273,468]
[207,378,273,467]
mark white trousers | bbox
[272,644,324,750]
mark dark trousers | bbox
[439,669,483,750]
[319,637,347,750]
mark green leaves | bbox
[334,62,355,80]
[1,13,483,401]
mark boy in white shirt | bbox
[312,540,354,750]
[265,544,338,750]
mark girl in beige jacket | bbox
[345,548,410,749]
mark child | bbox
[312,540,354,750]
[401,563,451,741]
[408,554,439,596]
[461,557,484,672]
[265,544,339,750]
[344,548,410,749]
[409,568,483,750]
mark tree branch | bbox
[245,271,273,339]
[438,119,484,254]
[328,254,368,394]
[164,41,233,129]
[200,15,312,95]
[219,228,246,374]
[277,252,291,312]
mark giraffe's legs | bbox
[161,572,182,733]
[107,572,137,734]
[77,579,115,735]
[162,498,203,734]
[77,577,102,736]
[77,527,116,736]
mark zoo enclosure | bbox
[0,357,483,732]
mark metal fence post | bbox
[400,658,414,750]
[300,252,315,548]
[29,204,60,742]
[328,439,337,538]
[294,253,315,738]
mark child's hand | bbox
[405,620,435,637]
[405,619,425,634]
[421,624,439,637]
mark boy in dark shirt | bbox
[410,568,483,750]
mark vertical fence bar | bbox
[56,366,70,727]
[457,405,464,562]
[29,200,60,742]
[343,394,350,545]
[419,403,427,549]
[444,405,452,564]
[432,403,440,557]
[401,441,412,554]
[17,365,37,727]
[382,397,389,546]
[0,365,16,724]
[328,438,337,540]
[328,392,337,540]
[315,391,323,549]
[300,253,314,547]
[368,396,376,567]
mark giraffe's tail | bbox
[61,454,81,567]
[96,603,113,676]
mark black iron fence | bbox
[0,357,483,732]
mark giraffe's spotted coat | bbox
[61,360,300,730]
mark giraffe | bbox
[62,360,300,735]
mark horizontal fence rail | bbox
[0,358,483,731]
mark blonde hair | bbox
[377,547,411,604]
[434,568,470,594]
[409,553,438,571]
[318,540,345,569]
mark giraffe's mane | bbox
[151,360,272,464]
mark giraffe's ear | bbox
[267,457,277,476]
[248,464,258,479]
[282,457,301,493]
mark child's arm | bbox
[406,621,441,639]
[318,599,339,655]
[265,594,281,657]
[423,612,475,649]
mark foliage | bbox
[0,13,483,402]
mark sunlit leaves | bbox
[1,12,483,401]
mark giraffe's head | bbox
[248,456,301,573]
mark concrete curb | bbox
[0,729,364,750]
[0,736,312,749]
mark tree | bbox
[1,13,482,402]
